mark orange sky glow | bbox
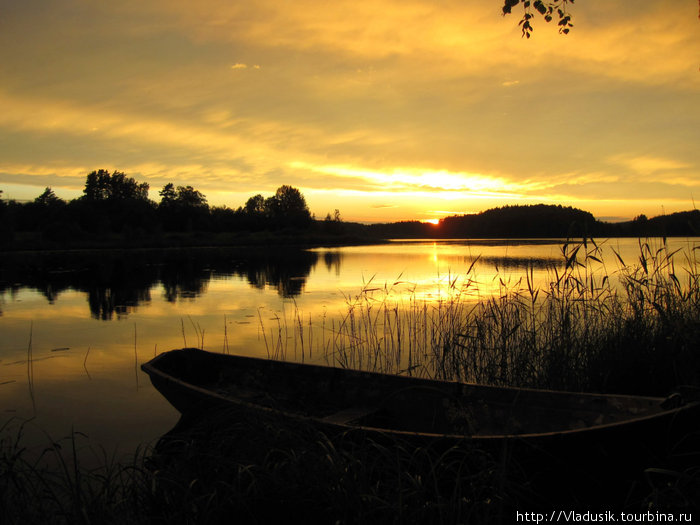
[0,1,698,223]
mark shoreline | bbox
[4,232,699,256]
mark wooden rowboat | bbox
[142,348,700,460]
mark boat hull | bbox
[142,348,700,468]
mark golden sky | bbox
[0,0,698,222]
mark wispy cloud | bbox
[290,162,551,196]
[231,63,261,70]
[609,154,693,176]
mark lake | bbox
[1,237,698,455]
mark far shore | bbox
[4,231,700,255]
[1,230,387,254]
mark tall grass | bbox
[442,238,700,395]
[0,421,149,525]
[262,238,700,396]
[1,416,530,524]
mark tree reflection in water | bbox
[0,248,336,320]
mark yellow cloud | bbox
[610,154,692,176]
[230,63,260,70]
[2,1,697,222]
[0,90,285,176]
[154,0,698,86]
[290,161,550,196]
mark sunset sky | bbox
[0,0,698,223]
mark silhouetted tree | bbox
[78,170,155,234]
[266,185,312,229]
[239,194,267,231]
[502,0,574,38]
[83,169,110,201]
[244,194,266,215]
[176,186,208,209]
[34,187,64,207]
[322,209,344,234]
[83,169,149,201]
[157,183,209,231]
[158,184,208,209]
[158,183,177,208]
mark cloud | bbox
[290,162,552,197]
[609,154,693,176]
[0,0,698,222]
[231,63,261,70]
[137,0,699,88]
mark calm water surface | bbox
[1,238,697,453]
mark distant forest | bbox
[368,204,700,239]
[1,170,699,249]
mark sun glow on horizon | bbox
[290,162,542,196]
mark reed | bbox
[223,314,229,354]
[0,415,526,524]
[3,409,694,524]
[440,238,700,395]
[26,321,36,415]
[0,421,149,525]
[260,238,700,396]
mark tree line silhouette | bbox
[1,171,698,248]
[0,170,348,246]
[439,204,597,238]
[365,205,700,239]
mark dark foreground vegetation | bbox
[2,240,699,523]
[1,170,699,251]
[2,417,698,525]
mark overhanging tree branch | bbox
[503,0,575,38]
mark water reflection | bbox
[243,249,327,297]
[0,248,330,319]
[2,238,697,455]
[0,242,569,320]
[468,255,561,270]
[0,241,598,321]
